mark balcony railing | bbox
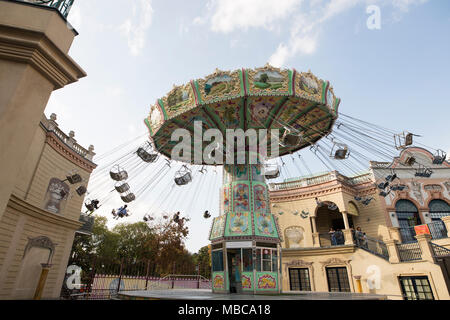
[355,235,389,261]
[17,0,74,19]
[318,232,345,247]
[430,243,450,258]
[397,242,422,262]
[269,171,372,191]
[400,220,448,243]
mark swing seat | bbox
[137,147,158,163]
[404,133,413,146]
[403,156,416,166]
[115,182,130,193]
[76,186,87,196]
[66,173,82,184]
[334,148,348,160]
[415,168,433,178]
[85,202,94,212]
[378,182,389,190]
[379,190,390,197]
[175,172,192,185]
[432,150,446,164]
[385,174,397,182]
[203,211,211,219]
[281,133,302,147]
[354,196,362,201]
[264,167,280,179]
[121,193,135,203]
[361,198,373,205]
[328,203,338,211]
[110,170,128,181]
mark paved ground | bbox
[118,289,388,300]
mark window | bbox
[289,268,311,291]
[396,200,421,227]
[399,276,434,300]
[254,247,278,272]
[262,248,271,271]
[396,200,422,243]
[326,267,350,292]
[212,250,224,272]
[429,199,450,220]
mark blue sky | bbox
[44,0,450,253]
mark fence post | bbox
[86,256,97,298]
[117,260,124,295]
[145,260,150,290]
[442,216,450,238]
[415,233,435,263]
[384,239,400,263]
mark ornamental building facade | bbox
[269,147,450,300]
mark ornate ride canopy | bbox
[145,65,340,164]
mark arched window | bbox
[429,199,450,220]
[396,200,422,228]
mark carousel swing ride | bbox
[84,65,447,295]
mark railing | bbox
[430,243,450,258]
[18,0,74,18]
[41,114,95,160]
[269,171,373,191]
[400,226,417,243]
[397,242,422,262]
[428,220,448,240]
[355,235,389,261]
[318,232,345,247]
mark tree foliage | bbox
[68,215,209,278]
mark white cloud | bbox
[210,0,303,33]
[120,0,153,56]
[67,3,82,31]
[269,0,431,67]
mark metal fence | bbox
[400,226,417,243]
[397,242,422,262]
[61,259,211,300]
[430,243,450,258]
[16,0,74,18]
[355,235,389,261]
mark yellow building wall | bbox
[0,121,94,299]
[282,247,450,300]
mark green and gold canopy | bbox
[145,64,340,164]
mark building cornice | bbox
[44,129,97,173]
[269,180,376,203]
[0,24,86,89]
[282,245,356,257]
[8,194,83,230]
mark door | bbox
[227,249,241,293]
